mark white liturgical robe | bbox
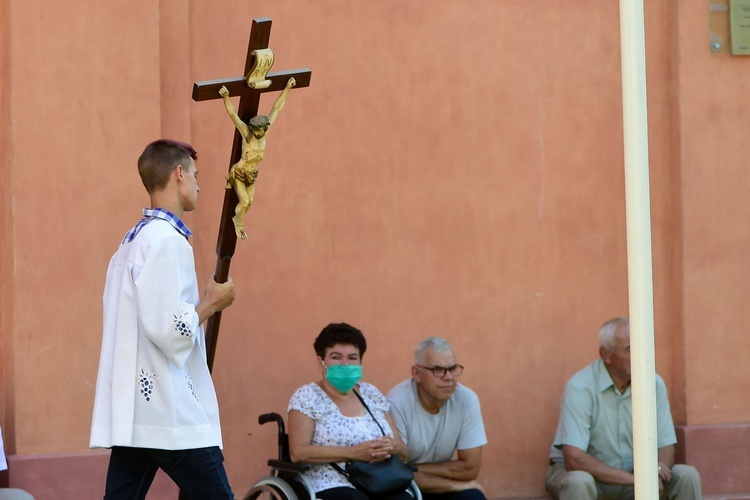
[90,219,222,450]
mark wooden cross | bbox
[192,17,311,372]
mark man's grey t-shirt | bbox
[387,379,487,464]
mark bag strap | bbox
[330,461,348,477]
[328,388,386,476]
[352,389,386,436]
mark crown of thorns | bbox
[249,115,270,128]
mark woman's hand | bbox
[350,437,395,463]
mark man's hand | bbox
[218,86,229,98]
[658,461,671,499]
[286,77,296,89]
[196,275,235,324]
[657,461,672,483]
[205,275,235,312]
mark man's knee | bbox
[559,470,597,500]
[668,464,702,498]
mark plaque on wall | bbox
[730,0,750,54]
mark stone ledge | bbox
[676,423,750,495]
[6,450,176,499]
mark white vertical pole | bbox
[618,0,659,498]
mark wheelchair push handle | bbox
[258,412,283,425]
[258,412,286,435]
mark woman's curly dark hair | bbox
[313,323,367,359]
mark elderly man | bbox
[545,317,702,499]
[387,337,487,500]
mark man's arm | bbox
[416,446,482,481]
[657,445,675,484]
[562,445,634,485]
[384,412,409,462]
[412,472,484,494]
[266,77,296,125]
[412,446,483,493]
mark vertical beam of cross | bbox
[191,18,311,372]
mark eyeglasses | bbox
[417,364,464,378]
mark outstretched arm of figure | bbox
[266,77,296,126]
[218,86,249,138]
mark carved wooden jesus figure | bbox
[218,76,296,239]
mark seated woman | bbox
[288,323,412,500]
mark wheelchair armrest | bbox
[268,459,310,473]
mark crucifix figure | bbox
[218,76,296,240]
[191,17,311,371]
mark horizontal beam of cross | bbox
[192,68,312,101]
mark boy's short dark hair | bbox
[137,139,198,194]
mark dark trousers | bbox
[104,445,234,500]
[317,486,415,500]
[422,489,487,500]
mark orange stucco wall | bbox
[2,0,749,498]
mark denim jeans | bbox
[104,446,234,500]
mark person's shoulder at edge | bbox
[386,378,414,402]
[357,380,379,390]
[358,381,387,400]
[563,359,601,391]
[454,382,480,401]
[136,218,191,243]
[290,381,319,399]
[287,382,323,418]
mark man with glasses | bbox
[544,317,701,500]
[387,337,487,500]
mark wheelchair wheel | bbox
[409,479,423,499]
[243,475,299,500]
[244,484,284,500]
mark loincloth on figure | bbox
[225,164,259,189]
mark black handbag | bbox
[330,390,414,495]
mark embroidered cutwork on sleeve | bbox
[171,307,194,338]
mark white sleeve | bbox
[0,425,8,471]
[457,388,488,450]
[386,382,411,444]
[134,236,199,368]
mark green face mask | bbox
[325,364,363,393]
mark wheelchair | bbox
[243,412,422,500]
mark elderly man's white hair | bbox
[599,317,629,352]
[414,337,455,364]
